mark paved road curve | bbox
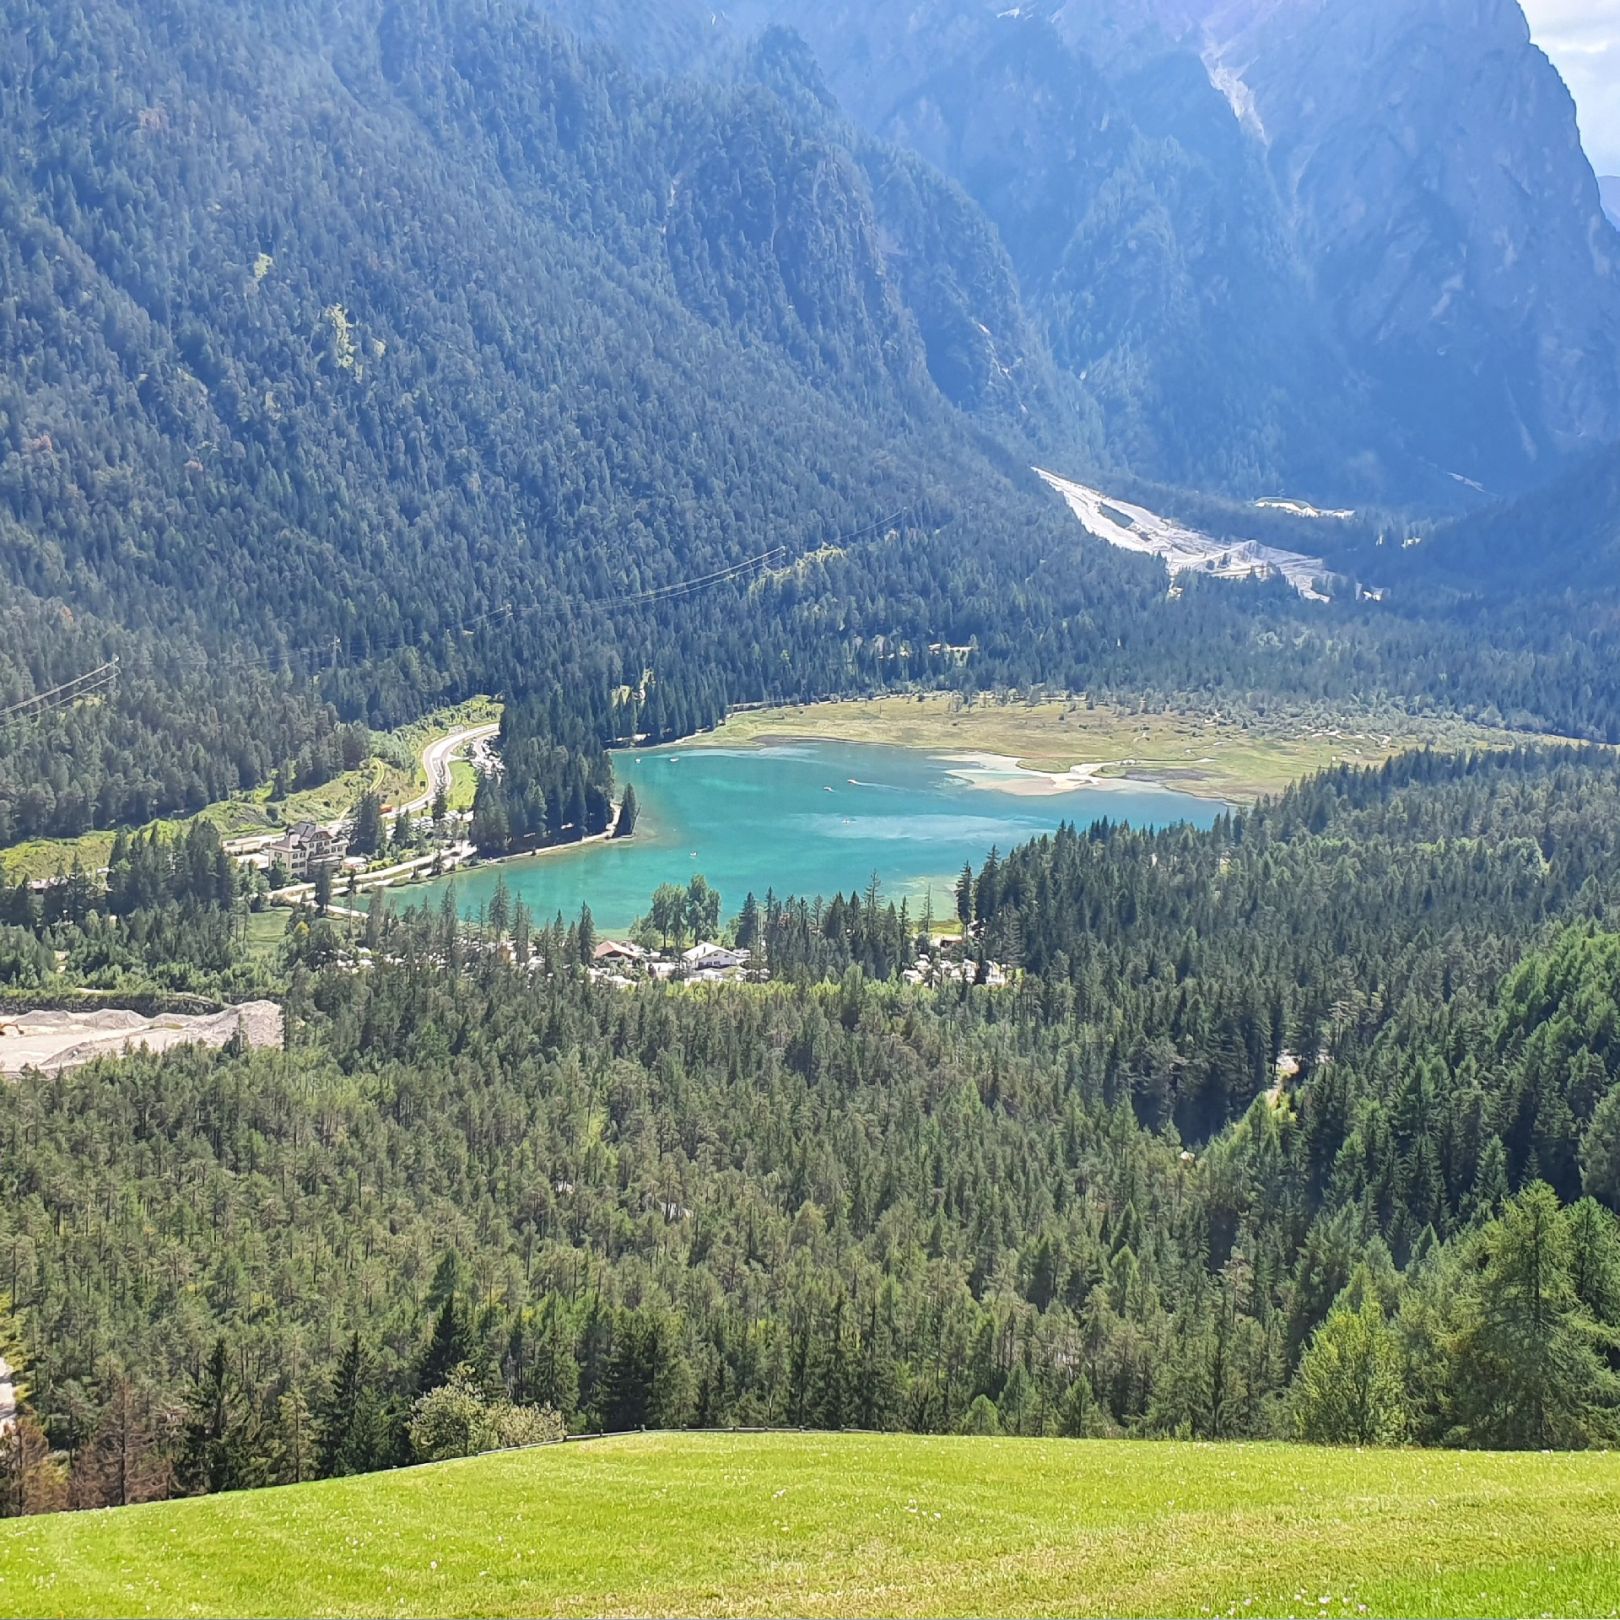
[395,724,499,817]
[226,722,500,858]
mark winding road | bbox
[225,721,499,863]
[395,723,500,817]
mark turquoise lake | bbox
[401,740,1225,932]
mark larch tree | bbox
[1448,1183,1620,1449]
[1291,1297,1407,1446]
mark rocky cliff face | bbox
[670,0,1620,503]
[1179,0,1620,488]
[713,0,1393,500]
[1604,179,1620,231]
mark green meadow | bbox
[0,699,499,885]
[2,1433,1618,1619]
[696,694,1557,804]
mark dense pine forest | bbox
[6,748,1620,1511]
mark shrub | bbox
[408,1366,564,1464]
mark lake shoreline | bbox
[385,823,625,904]
[914,748,1231,805]
[680,728,1239,810]
[396,735,1226,933]
[680,692,1551,804]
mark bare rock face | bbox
[998,0,1620,488]
[671,0,1620,502]
[1181,0,1620,487]
[1603,179,1620,231]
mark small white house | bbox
[682,942,749,973]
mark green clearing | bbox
[241,908,291,965]
[697,695,1565,803]
[445,757,481,814]
[3,1433,1618,1619]
[0,699,500,885]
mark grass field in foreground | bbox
[3,1433,1619,1619]
[696,695,1562,803]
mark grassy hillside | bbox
[3,1433,1619,1618]
[0,699,498,885]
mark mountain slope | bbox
[1603,178,1620,230]
[0,0,937,642]
[0,0,1108,840]
[1406,442,1620,594]
[1180,0,1620,489]
[710,0,1389,502]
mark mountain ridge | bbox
[608,0,1620,504]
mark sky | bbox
[1520,0,1620,174]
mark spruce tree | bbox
[317,1334,395,1479]
[615,783,638,839]
[418,1297,475,1397]
[178,1339,262,1496]
[351,791,384,858]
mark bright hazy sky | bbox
[1521,0,1620,173]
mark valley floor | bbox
[0,693,1561,894]
[2,1432,1617,1618]
[697,694,1546,803]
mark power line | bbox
[290,505,913,670]
[592,547,791,610]
[17,505,919,699]
[812,505,913,549]
[165,543,797,683]
[0,659,120,725]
